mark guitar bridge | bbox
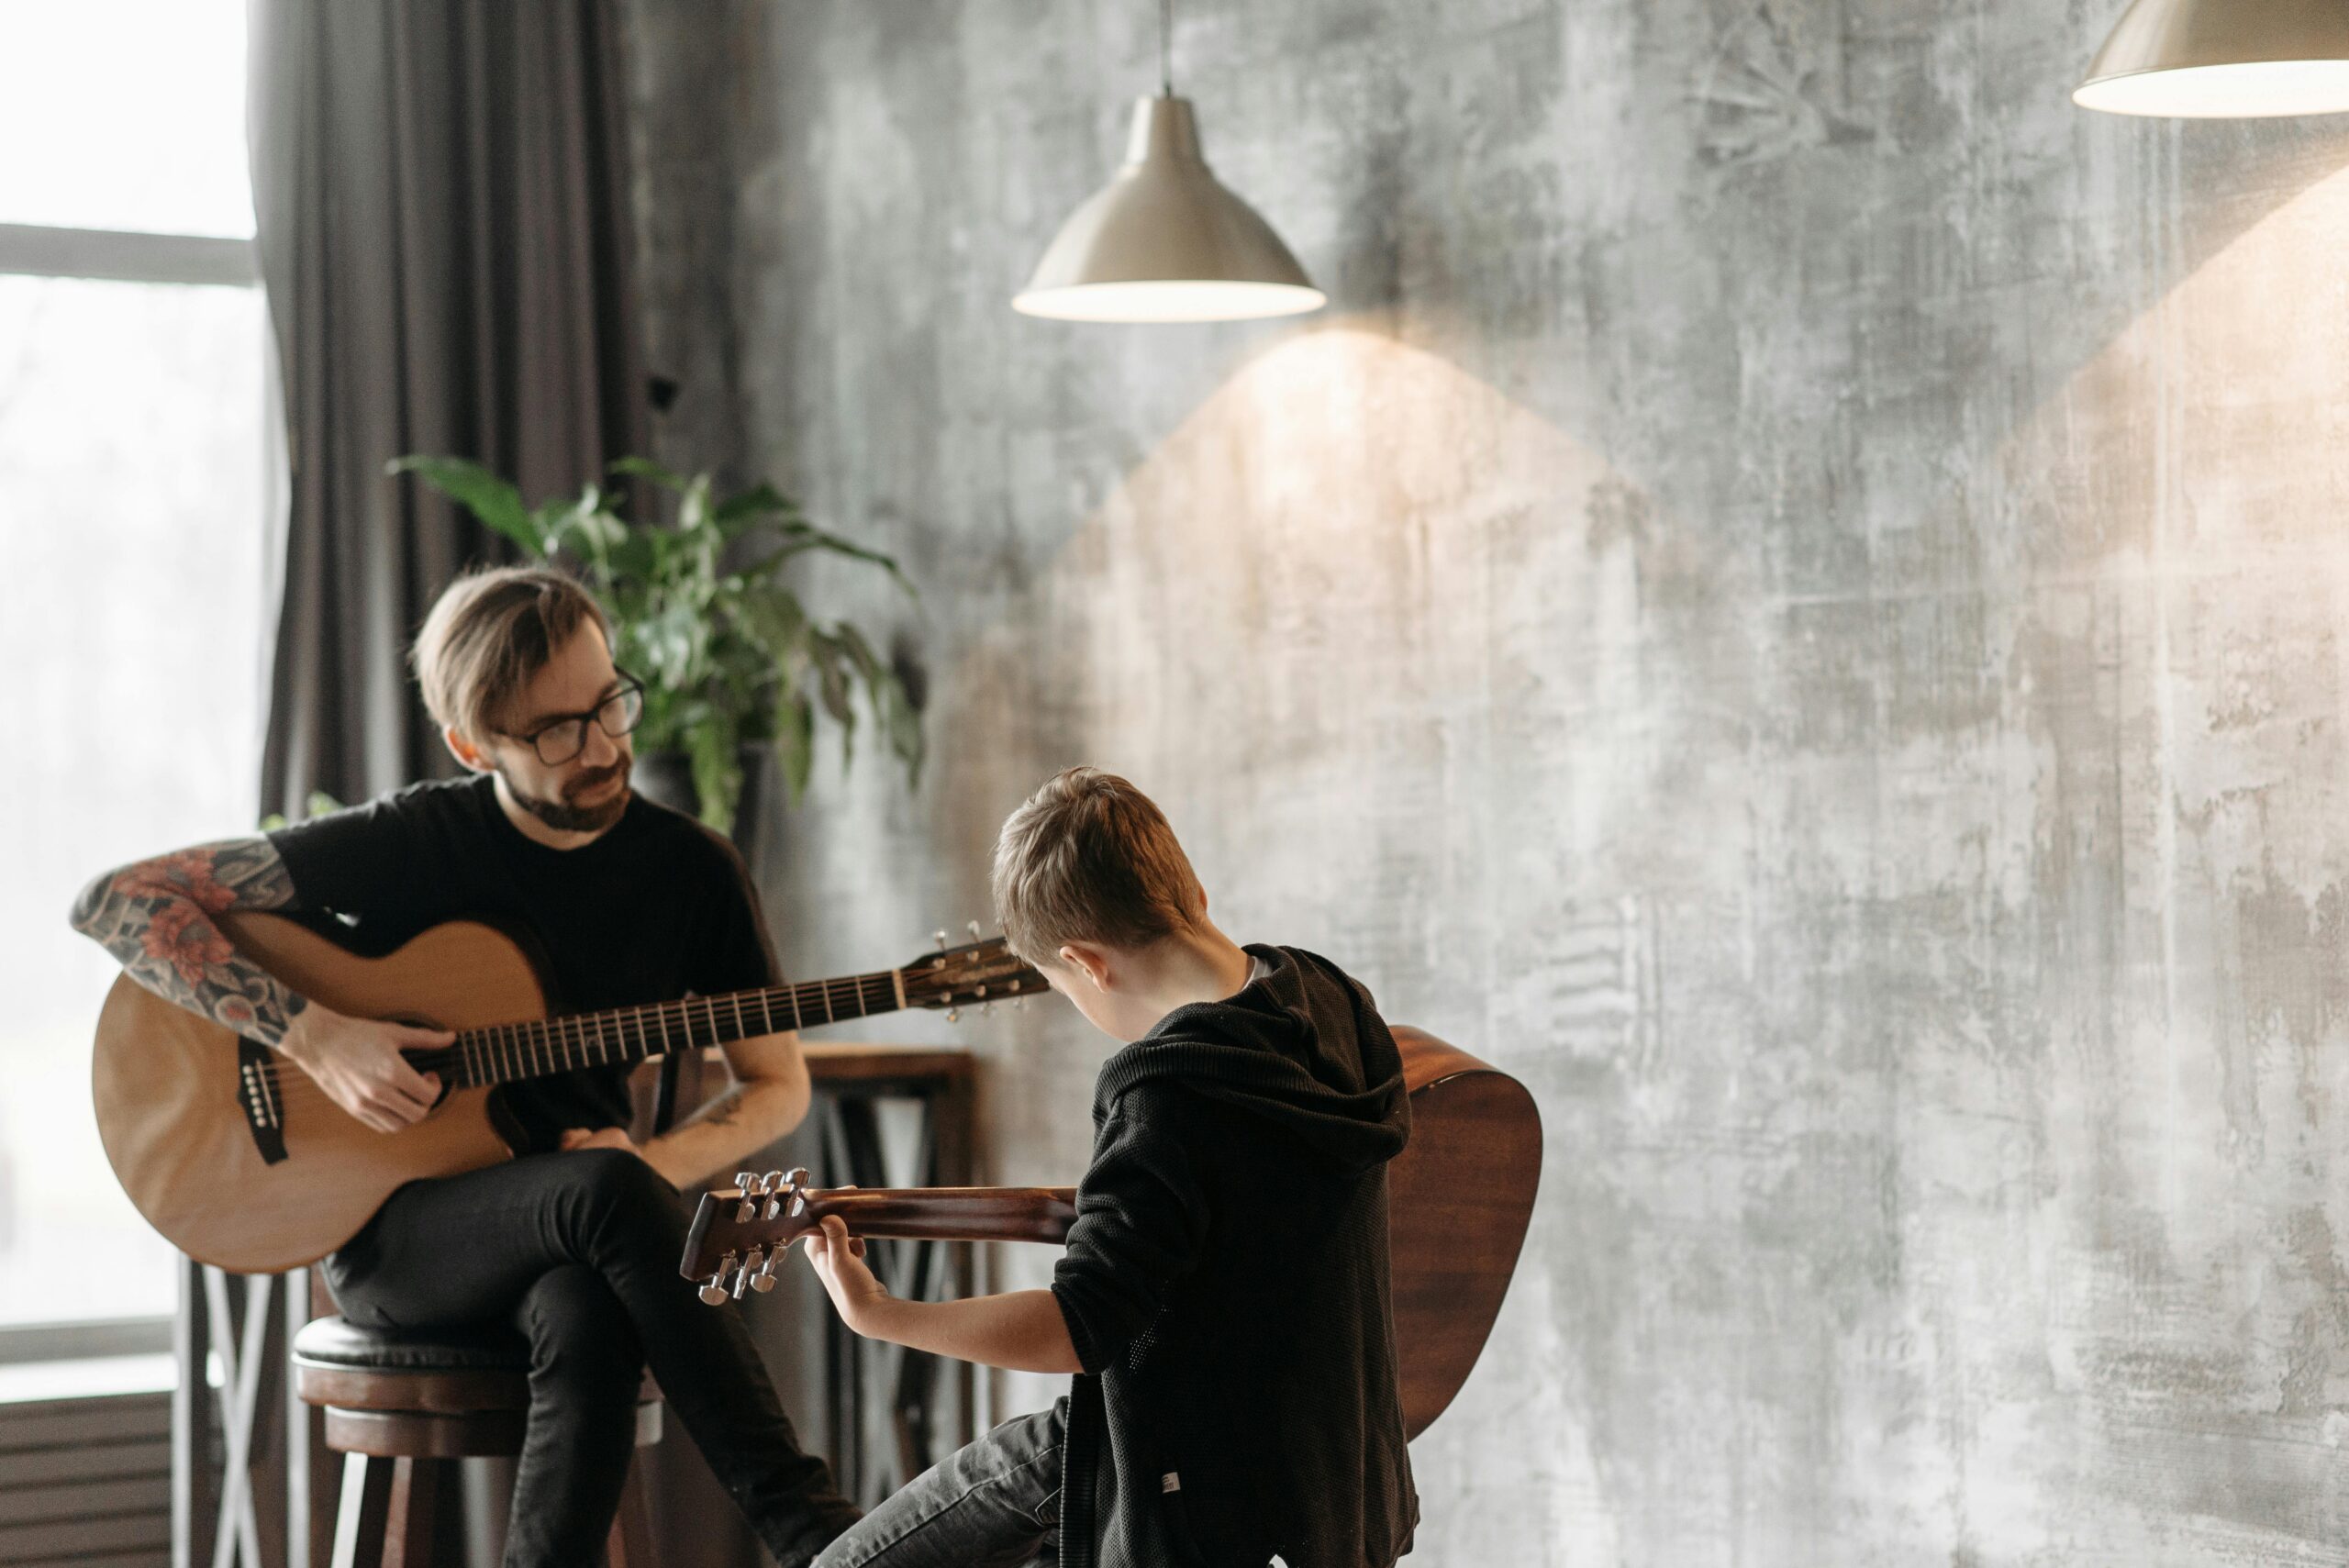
[237,1040,289,1165]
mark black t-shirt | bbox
[267,773,782,1152]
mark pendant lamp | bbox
[1013,0,1323,322]
[2076,0,2349,116]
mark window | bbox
[0,0,265,1343]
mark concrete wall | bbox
[627,2,2349,1562]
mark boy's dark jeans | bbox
[323,1148,860,1568]
[813,1401,1068,1567]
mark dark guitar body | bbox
[685,1026,1542,1440]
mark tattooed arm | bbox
[70,838,451,1133]
[71,838,308,1043]
[562,1028,812,1188]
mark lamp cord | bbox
[1160,0,1173,95]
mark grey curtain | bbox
[248,0,649,815]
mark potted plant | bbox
[391,455,922,838]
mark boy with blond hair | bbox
[802,766,1418,1568]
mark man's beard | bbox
[504,755,632,833]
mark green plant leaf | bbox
[756,528,919,603]
[714,483,804,539]
[735,584,808,661]
[389,457,543,554]
[686,707,740,835]
[607,456,688,492]
[678,472,716,540]
[885,679,924,781]
[775,691,816,803]
[832,623,924,780]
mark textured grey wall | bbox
[627,1,2349,1562]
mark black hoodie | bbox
[1049,945,1419,1568]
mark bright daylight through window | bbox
[0,0,264,1340]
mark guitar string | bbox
[254,976,897,1112]
[255,973,897,1106]
[255,970,924,1111]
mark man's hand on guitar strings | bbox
[278,1002,451,1133]
[802,1212,891,1331]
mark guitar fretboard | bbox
[421,971,902,1087]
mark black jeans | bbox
[325,1149,859,1568]
[811,1400,1064,1568]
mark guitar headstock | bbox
[679,1172,1082,1302]
[684,1169,824,1301]
[899,927,1045,1017]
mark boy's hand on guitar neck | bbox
[277,1001,452,1133]
[801,1212,889,1331]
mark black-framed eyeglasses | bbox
[507,672,645,766]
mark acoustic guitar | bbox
[677,1028,1542,1440]
[91,912,1041,1273]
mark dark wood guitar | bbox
[678,1027,1542,1440]
[91,913,1041,1273]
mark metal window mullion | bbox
[0,222,258,287]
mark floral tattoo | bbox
[70,838,309,1046]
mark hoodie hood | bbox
[1092,945,1409,1174]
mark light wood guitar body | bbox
[93,916,539,1273]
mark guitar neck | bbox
[804,1187,1079,1246]
[428,970,906,1087]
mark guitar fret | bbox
[428,951,980,1090]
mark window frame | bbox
[0,217,262,1366]
[0,221,257,288]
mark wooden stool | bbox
[293,1315,662,1568]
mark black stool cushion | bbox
[293,1315,530,1374]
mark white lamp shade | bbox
[2076,0,2349,116]
[1014,95,1325,323]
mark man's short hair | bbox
[412,565,612,743]
[991,767,1205,964]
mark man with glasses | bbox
[68,565,861,1568]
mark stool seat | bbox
[295,1316,534,1416]
[295,1316,531,1374]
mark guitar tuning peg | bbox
[762,1166,810,1220]
[968,920,983,940]
[700,1251,740,1306]
[732,1247,764,1299]
[944,1007,961,1023]
[934,929,949,951]
[733,1173,760,1222]
[751,1251,780,1293]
